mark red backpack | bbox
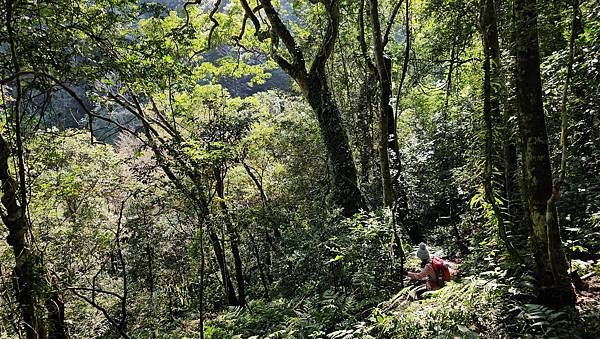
[431,257,451,286]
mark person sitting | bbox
[406,242,447,299]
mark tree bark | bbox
[214,166,245,306]
[300,72,364,216]
[356,0,378,204]
[208,231,238,306]
[480,0,520,260]
[45,280,66,339]
[0,134,46,339]
[244,0,364,216]
[3,2,51,334]
[391,0,411,222]
[362,0,408,214]
[513,0,576,306]
[368,0,394,208]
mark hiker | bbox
[406,242,451,299]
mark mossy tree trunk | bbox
[3,0,65,335]
[480,0,520,260]
[513,0,576,307]
[302,72,365,216]
[359,0,408,213]
[0,134,47,339]
[368,0,394,208]
[241,0,364,216]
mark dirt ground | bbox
[575,272,600,338]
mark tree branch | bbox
[65,287,124,301]
[394,0,410,113]
[310,0,340,74]
[207,0,223,50]
[239,0,266,39]
[383,0,404,47]
[257,0,306,70]
[69,289,131,339]
[358,0,376,72]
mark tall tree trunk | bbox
[356,0,378,207]
[480,0,520,260]
[244,0,364,216]
[208,232,238,306]
[507,12,532,246]
[226,228,245,306]
[368,0,394,207]
[3,2,51,334]
[365,0,409,214]
[392,0,411,222]
[355,75,376,196]
[0,134,46,339]
[385,55,409,220]
[302,73,364,216]
[513,0,576,306]
[214,166,245,306]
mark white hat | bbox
[416,242,430,260]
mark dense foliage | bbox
[1,0,599,338]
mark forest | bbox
[0,0,599,338]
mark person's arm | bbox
[407,264,433,280]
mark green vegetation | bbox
[1,0,599,338]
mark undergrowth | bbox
[159,268,593,339]
[148,211,598,339]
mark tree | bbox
[361,0,406,209]
[0,134,48,339]
[238,0,364,216]
[513,0,575,306]
[479,0,520,260]
[1,0,71,336]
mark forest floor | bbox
[190,255,600,338]
[363,257,600,338]
[177,260,600,339]
[576,270,600,335]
